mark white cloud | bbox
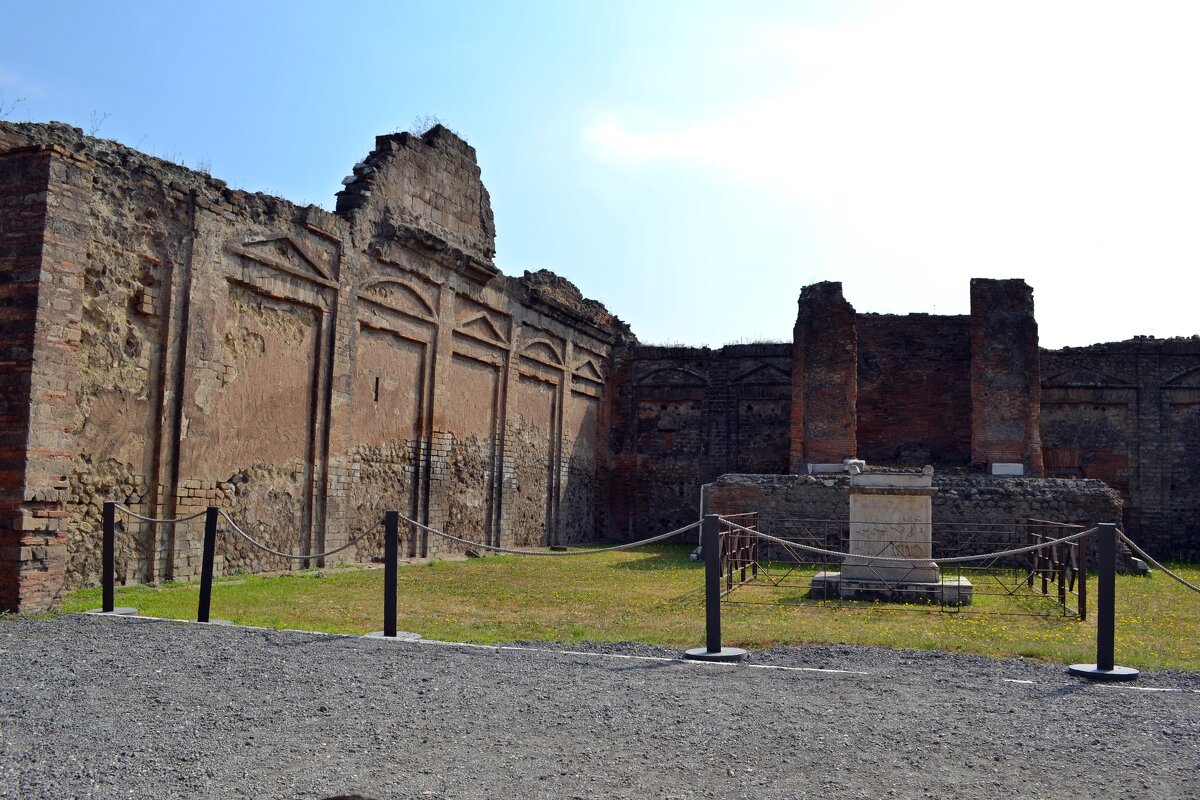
[583,1,1200,346]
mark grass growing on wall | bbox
[61,545,1200,672]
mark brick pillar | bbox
[0,145,90,612]
[969,278,1043,475]
[789,282,857,471]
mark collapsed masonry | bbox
[0,122,1196,612]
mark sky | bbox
[2,0,1198,349]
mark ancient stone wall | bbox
[607,343,791,537]
[1042,337,1200,558]
[704,472,1124,560]
[856,313,971,464]
[0,122,629,610]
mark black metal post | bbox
[102,501,116,613]
[704,514,721,653]
[685,514,748,662]
[384,511,399,638]
[1069,523,1137,680]
[197,506,219,623]
[1095,523,1116,670]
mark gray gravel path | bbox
[1,614,1197,799]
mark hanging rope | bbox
[217,509,384,561]
[720,518,1094,565]
[1118,530,1200,595]
[399,512,700,556]
[113,504,208,524]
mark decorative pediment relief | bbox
[1042,369,1132,388]
[233,236,336,287]
[574,358,605,383]
[458,313,507,346]
[521,339,564,367]
[636,367,709,387]
[1165,366,1200,387]
[359,279,436,320]
[454,294,511,345]
[732,363,790,385]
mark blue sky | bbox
[3,1,1198,348]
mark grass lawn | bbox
[62,545,1200,671]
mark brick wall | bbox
[790,282,857,469]
[970,279,1044,473]
[607,343,791,537]
[857,314,971,464]
[0,122,629,610]
[1042,337,1200,558]
[0,143,90,612]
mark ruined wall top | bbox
[336,125,497,273]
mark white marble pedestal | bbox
[810,471,972,604]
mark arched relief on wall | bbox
[357,277,437,322]
[521,339,564,368]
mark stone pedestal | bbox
[841,473,939,585]
[810,471,972,604]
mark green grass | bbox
[60,545,1200,671]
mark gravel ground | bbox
[1,614,1198,799]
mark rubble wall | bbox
[704,472,1124,561]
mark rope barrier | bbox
[398,512,701,556]
[113,504,208,524]
[217,509,383,561]
[1118,531,1200,595]
[720,518,1094,565]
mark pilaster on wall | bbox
[969,278,1044,475]
[0,146,90,612]
[789,282,857,471]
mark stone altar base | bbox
[811,571,973,604]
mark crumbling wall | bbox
[607,343,791,537]
[790,282,857,469]
[1042,337,1200,558]
[0,121,628,610]
[970,279,1043,473]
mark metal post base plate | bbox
[1068,663,1140,681]
[86,608,137,616]
[684,646,749,663]
[364,631,423,642]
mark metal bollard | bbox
[1069,523,1138,681]
[684,514,748,663]
[86,501,135,616]
[197,506,219,623]
[102,501,116,613]
[384,511,399,638]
